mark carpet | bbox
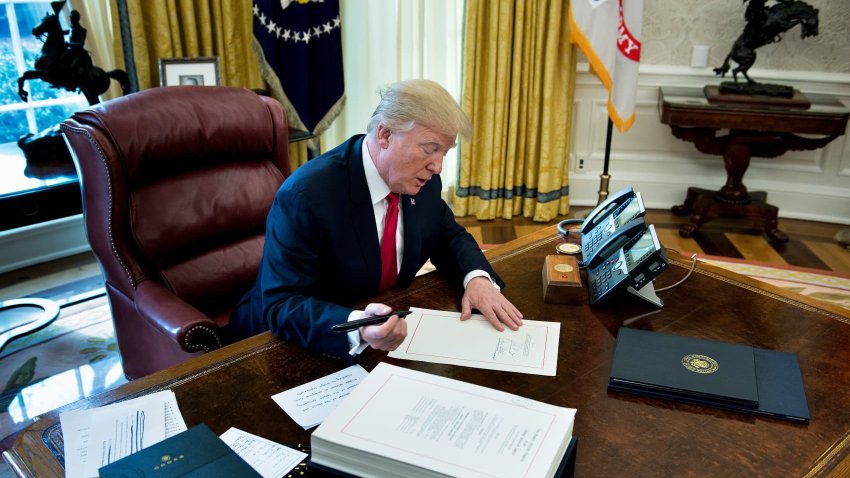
[0,295,126,443]
[698,255,850,311]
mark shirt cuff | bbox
[463,269,501,291]
[346,310,369,356]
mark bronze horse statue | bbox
[17,1,128,105]
[714,0,818,85]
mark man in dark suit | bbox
[229,79,522,359]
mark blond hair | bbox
[366,79,472,140]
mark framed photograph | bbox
[158,57,221,87]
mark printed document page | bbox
[388,307,560,376]
[311,363,576,478]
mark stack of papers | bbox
[311,363,576,478]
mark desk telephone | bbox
[558,187,668,306]
[558,187,647,268]
[587,224,668,306]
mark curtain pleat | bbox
[455,0,575,222]
[119,0,262,90]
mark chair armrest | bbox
[134,280,223,353]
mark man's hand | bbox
[460,277,523,331]
[359,303,408,351]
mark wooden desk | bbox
[6,225,850,477]
[659,86,849,243]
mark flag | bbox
[569,0,643,132]
[253,0,344,136]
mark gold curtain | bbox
[118,0,262,89]
[70,0,123,100]
[115,0,309,171]
[455,0,576,222]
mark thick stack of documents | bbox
[608,327,810,422]
[311,363,576,478]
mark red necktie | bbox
[379,193,400,291]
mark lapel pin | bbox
[410,198,416,206]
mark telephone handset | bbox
[556,187,647,267]
[586,224,669,306]
[580,187,639,234]
[583,218,646,269]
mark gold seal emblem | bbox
[681,354,719,374]
[554,263,574,273]
[557,243,581,255]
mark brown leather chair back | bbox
[61,86,290,378]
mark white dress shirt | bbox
[347,138,497,355]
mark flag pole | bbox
[597,118,613,205]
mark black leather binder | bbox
[98,423,261,477]
[608,328,809,423]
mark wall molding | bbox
[0,215,89,274]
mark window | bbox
[0,0,88,199]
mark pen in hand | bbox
[331,310,412,333]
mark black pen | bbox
[330,310,412,333]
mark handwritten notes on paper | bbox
[61,390,187,478]
[220,427,307,478]
[388,307,560,375]
[271,365,368,429]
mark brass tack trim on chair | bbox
[183,324,222,352]
[59,124,135,288]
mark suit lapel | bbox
[347,137,383,286]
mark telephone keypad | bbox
[588,257,623,302]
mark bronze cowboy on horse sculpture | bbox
[15,1,129,178]
[17,0,128,105]
[714,0,819,97]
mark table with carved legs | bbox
[659,86,848,243]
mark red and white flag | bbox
[569,0,643,132]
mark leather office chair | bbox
[61,86,290,379]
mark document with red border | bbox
[311,363,575,478]
[388,307,559,376]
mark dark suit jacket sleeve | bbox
[257,185,355,360]
[424,178,505,289]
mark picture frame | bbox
[158,57,221,87]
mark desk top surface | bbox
[6,225,850,477]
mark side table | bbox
[658,86,849,243]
